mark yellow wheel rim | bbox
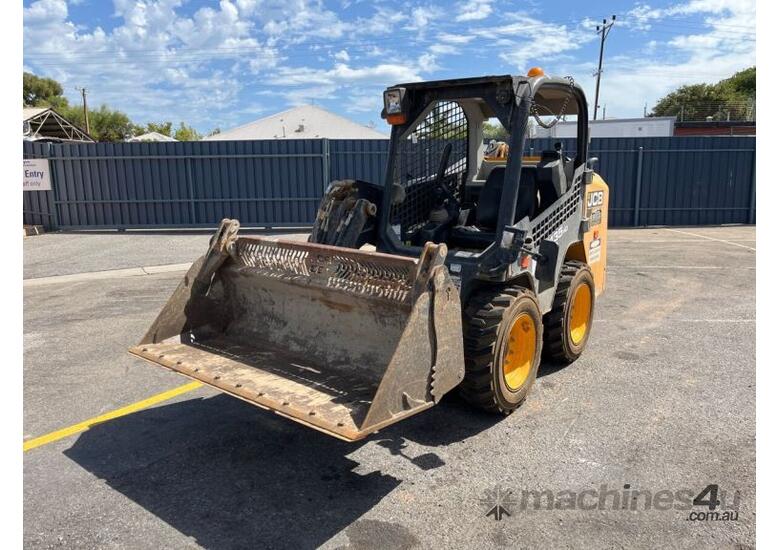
[569,283,592,345]
[503,313,536,391]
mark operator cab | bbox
[380,73,585,255]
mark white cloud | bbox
[468,15,593,71]
[23,0,266,127]
[334,49,350,62]
[24,0,68,22]
[344,93,380,113]
[353,6,407,36]
[455,0,492,22]
[437,32,474,45]
[404,5,443,37]
[283,85,338,105]
[429,44,458,55]
[268,62,422,87]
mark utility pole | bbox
[602,105,606,120]
[643,102,647,117]
[76,87,90,135]
[593,15,616,121]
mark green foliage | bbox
[144,121,173,136]
[173,122,201,141]
[719,66,755,97]
[23,72,67,108]
[59,104,136,142]
[89,106,137,142]
[650,67,755,121]
[483,121,509,140]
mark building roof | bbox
[23,107,50,120]
[533,116,677,138]
[23,106,94,142]
[204,104,388,141]
[537,116,677,127]
[127,131,178,142]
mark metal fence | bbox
[23,136,755,230]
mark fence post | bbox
[321,138,331,192]
[748,151,756,224]
[47,143,62,230]
[185,156,197,225]
[633,146,644,227]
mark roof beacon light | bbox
[383,88,407,125]
[527,67,545,77]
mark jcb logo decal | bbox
[587,191,604,208]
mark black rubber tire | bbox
[459,286,543,414]
[543,261,596,364]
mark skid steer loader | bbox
[130,70,609,441]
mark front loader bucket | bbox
[129,219,464,441]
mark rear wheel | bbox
[460,286,543,414]
[543,261,595,363]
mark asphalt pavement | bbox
[23,226,756,549]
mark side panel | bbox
[582,173,609,295]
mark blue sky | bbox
[23,0,756,134]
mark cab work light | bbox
[383,88,407,125]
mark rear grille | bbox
[531,181,583,246]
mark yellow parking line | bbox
[23,381,202,452]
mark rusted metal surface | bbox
[130,219,464,441]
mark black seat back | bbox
[537,150,568,211]
[475,166,538,229]
[475,167,505,228]
[515,169,538,221]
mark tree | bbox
[23,72,67,108]
[144,121,173,136]
[650,67,755,121]
[483,121,509,140]
[173,122,201,141]
[719,66,755,97]
[59,104,136,142]
[89,105,137,141]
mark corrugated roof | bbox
[204,105,387,141]
[23,106,94,142]
[127,131,178,142]
[23,107,50,121]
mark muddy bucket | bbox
[129,220,464,441]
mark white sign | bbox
[23,158,51,191]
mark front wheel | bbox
[460,286,543,414]
[543,261,596,364]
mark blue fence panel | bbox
[526,136,755,227]
[23,136,755,230]
[329,139,389,184]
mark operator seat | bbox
[449,166,538,249]
[536,149,568,211]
